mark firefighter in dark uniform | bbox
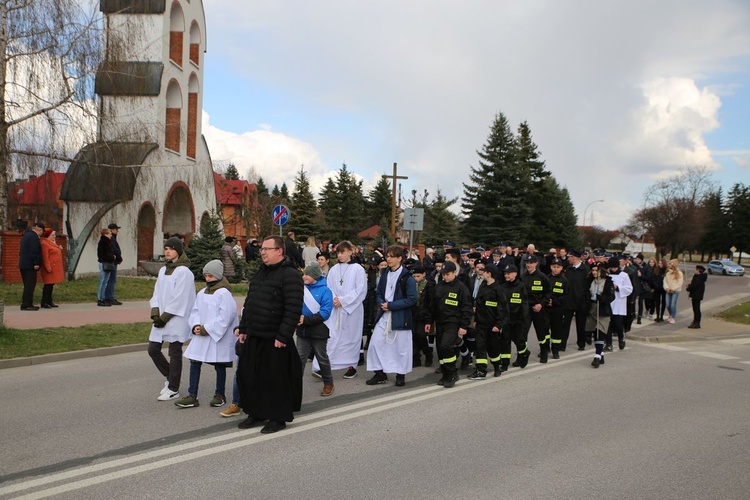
[546,258,568,359]
[563,249,591,350]
[521,254,552,363]
[499,264,530,370]
[442,247,473,368]
[424,261,473,388]
[411,265,434,367]
[469,264,505,379]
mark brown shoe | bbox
[320,384,334,397]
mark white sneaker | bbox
[668,318,675,324]
[159,381,169,395]
[158,389,179,401]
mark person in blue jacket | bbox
[365,245,418,387]
[296,262,335,396]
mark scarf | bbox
[164,252,191,275]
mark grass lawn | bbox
[0,322,151,359]
[716,301,750,325]
[0,276,248,306]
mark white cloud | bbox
[202,0,750,229]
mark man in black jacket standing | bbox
[236,235,304,434]
[19,222,45,311]
[687,265,707,329]
[563,249,590,351]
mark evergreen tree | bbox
[365,177,393,228]
[185,213,224,280]
[256,177,269,196]
[271,185,281,197]
[527,178,580,249]
[421,188,459,246]
[318,164,366,243]
[697,189,729,259]
[461,112,528,245]
[279,182,290,202]
[289,166,320,241]
[225,163,240,180]
[726,183,750,264]
[250,177,277,239]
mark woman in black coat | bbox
[96,228,117,306]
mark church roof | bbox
[60,142,158,202]
[100,0,166,14]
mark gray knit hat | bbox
[164,236,184,255]
[304,262,323,281]
[203,259,223,280]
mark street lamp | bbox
[583,199,604,226]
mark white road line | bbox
[640,343,689,351]
[720,338,750,345]
[3,352,593,498]
[688,351,740,360]
[738,361,750,365]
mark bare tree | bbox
[1,0,103,230]
[632,166,715,258]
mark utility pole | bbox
[382,162,408,239]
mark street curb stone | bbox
[0,343,147,370]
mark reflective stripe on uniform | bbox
[442,355,457,364]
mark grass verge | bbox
[0,277,248,306]
[716,301,750,325]
[0,322,151,359]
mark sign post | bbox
[272,205,290,236]
[403,208,424,258]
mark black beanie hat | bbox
[164,236,184,256]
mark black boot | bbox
[518,350,531,369]
[460,354,472,370]
[492,363,502,378]
[539,349,548,364]
[424,353,434,367]
[443,365,459,388]
[500,359,510,372]
[552,349,560,359]
[436,366,448,386]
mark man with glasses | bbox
[236,236,304,434]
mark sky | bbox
[198,0,750,231]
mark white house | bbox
[61,0,216,277]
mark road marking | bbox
[641,344,689,351]
[2,351,594,498]
[720,338,750,345]
[739,361,750,365]
[688,351,740,360]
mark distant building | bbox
[9,171,66,231]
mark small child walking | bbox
[174,260,239,408]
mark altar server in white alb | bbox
[365,245,418,387]
[174,260,239,409]
[606,256,633,353]
[148,237,196,401]
[315,240,367,379]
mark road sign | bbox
[404,208,424,231]
[272,205,290,226]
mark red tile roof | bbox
[14,172,66,205]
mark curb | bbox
[0,343,147,370]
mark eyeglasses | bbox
[260,247,281,252]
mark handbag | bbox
[102,261,117,271]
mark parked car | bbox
[707,259,745,276]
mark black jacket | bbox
[587,274,615,317]
[547,273,568,309]
[19,229,42,270]
[238,257,303,345]
[425,278,472,329]
[522,270,551,309]
[500,277,529,328]
[564,262,590,310]
[687,272,707,301]
[97,236,116,263]
[474,280,504,332]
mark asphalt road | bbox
[2,334,750,499]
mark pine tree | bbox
[421,189,459,246]
[279,182,290,202]
[318,164,366,243]
[726,183,750,264]
[225,163,240,180]
[289,166,319,241]
[256,177,269,196]
[185,213,224,280]
[365,177,392,228]
[698,189,729,259]
[461,112,528,245]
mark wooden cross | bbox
[382,162,408,238]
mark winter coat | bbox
[97,236,116,263]
[374,266,418,331]
[297,276,334,339]
[19,229,42,270]
[564,262,591,311]
[40,238,64,284]
[687,272,707,301]
[663,269,684,294]
[220,243,236,278]
[238,257,303,345]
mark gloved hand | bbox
[153,318,166,328]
